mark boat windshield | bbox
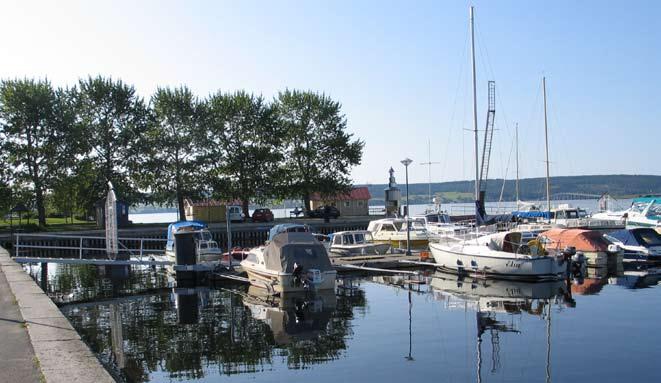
[426,215,439,223]
[648,203,661,217]
[354,233,366,244]
[342,234,355,245]
[392,222,403,231]
[637,230,661,247]
[196,231,213,241]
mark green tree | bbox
[205,91,284,217]
[140,86,205,221]
[0,79,75,226]
[274,89,363,212]
[76,76,148,211]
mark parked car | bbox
[251,208,274,222]
[307,205,340,219]
[227,205,245,223]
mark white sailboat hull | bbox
[429,242,567,281]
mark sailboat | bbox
[428,7,567,281]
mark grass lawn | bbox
[0,217,99,232]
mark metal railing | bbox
[14,233,166,259]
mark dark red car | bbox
[251,208,274,222]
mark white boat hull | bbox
[429,242,567,281]
[243,264,337,293]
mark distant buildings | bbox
[183,198,244,222]
[309,187,371,216]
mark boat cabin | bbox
[165,220,221,259]
[331,231,375,247]
[268,223,311,241]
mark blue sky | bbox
[1,0,658,184]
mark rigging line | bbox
[442,20,471,181]
[475,22,517,186]
[498,132,516,204]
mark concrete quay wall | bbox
[0,247,115,383]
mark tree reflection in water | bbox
[50,266,366,383]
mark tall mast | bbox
[470,6,479,202]
[543,77,551,213]
[515,123,520,210]
[421,138,440,205]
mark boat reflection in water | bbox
[429,272,573,383]
[242,286,337,345]
[60,281,363,382]
[608,264,661,289]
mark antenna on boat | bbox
[543,77,551,214]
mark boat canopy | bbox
[539,228,611,252]
[512,211,551,219]
[166,220,208,249]
[608,228,661,248]
[268,224,310,241]
[263,232,333,273]
[476,232,522,253]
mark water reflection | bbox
[58,282,365,382]
[430,272,571,383]
[26,262,661,382]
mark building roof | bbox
[310,187,371,202]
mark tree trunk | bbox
[302,193,311,213]
[34,182,46,227]
[177,193,186,221]
[242,199,250,219]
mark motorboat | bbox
[592,195,661,230]
[242,286,337,344]
[604,228,661,261]
[165,221,222,268]
[537,228,623,268]
[411,212,477,242]
[240,231,337,293]
[366,218,429,249]
[429,231,567,281]
[328,230,391,256]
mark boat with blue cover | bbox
[165,220,223,268]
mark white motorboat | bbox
[367,218,430,249]
[429,231,567,281]
[592,196,661,230]
[411,212,477,242]
[164,221,223,269]
[240,231,336,293]
[329,230,391,256]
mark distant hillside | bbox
[359,175,661,205]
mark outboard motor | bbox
[292,262,304,287]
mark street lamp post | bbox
[401,158,413,256]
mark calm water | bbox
[22,262,661,383]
